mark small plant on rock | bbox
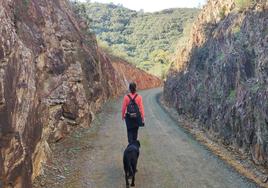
[219,6,227,20]
[227,89,236,102]
[235,0,255,11]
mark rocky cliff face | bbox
[164,0,268,166]
[0,0,161,187]
[110,56,162,91]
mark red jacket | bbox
[122,93,144,121]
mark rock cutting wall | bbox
[0,0,161,187]
[164,0,268,166]
[110,56,162,91]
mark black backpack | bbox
[126,94,141,119]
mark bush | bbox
[235,0,255,11]
[227,89,236,102]
[219,6,227,20]
[72,1,200,75]
[23,0,30,6]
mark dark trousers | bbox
[127,128,139,144]
[125,116,139,143]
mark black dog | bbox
[123,140,140,187]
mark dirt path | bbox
[37,88,259,188]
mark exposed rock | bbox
[0,0,161,187]
[164,0,268,167]
[110,55,162,90]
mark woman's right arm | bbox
[122,96,127,120]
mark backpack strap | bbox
[133,94,138,101]
[127,94,138,102]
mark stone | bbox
[0,0,162,187]
[164,0,268,167]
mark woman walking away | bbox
[122,82,145,143]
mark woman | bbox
[122,82,145,143]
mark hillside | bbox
[164,0,268,168]
[72,2,199,77]
[0,0,161,187]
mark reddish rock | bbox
[0,0,161,187]
[110,55,162,91]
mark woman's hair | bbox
[129,82,137,94]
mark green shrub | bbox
[219,6,227,19]
[72,1,200,75]
[232,25,241,40]
[265,28,268,36]
[22,0,31,12]
[227,89,236,102]
[235,0,255,11]
[218,52,225,61]
[23,0,30,6]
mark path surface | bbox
[49,88,258,188]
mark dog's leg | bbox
[125,173,129,188]
[135,159,138,173]
[131,174,135,187]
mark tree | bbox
[72,2,199,76]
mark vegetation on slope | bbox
[71,1,199,77]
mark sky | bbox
[79,0,207,12]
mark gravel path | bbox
[42,88,259,188]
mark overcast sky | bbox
[78,0,207,12]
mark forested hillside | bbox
[72,2,199,77]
